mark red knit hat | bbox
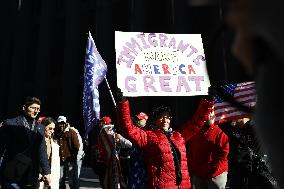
[101,116,112,124]
[136,112,148,121]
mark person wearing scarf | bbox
[116,88,213,189]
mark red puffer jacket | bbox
[187,124,229,179]
[117,99,213,189]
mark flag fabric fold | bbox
[210,81,257,125]
[83,32,107,137]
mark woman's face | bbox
[155,115,171,131]
[137,119,147,128]
[45,123,55,138]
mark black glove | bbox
[116,87,126,102]
[206,85,216,101]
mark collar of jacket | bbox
[163,128,173,136]
[63,123,71,133]
[150,124,173,135]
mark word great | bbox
[124,75,204,93]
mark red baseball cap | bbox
[136,112,148,121]
[37,116,46,123]
[101,116,112,124]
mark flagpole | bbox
[104,76,117,107]
[104,76,123,188]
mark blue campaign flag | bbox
[83,32,107,137]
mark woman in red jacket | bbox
[116,95,213,189]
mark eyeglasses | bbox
[29,106,40,111]
[46,127,54,131]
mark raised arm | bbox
[116,100,148,148]
[115,133,133,148]
[180,98,213,142]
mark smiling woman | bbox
[40,116,60,189]
[41,117,56,138]
[152,106,172,131]
[116,91,213,189]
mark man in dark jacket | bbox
[224,117,278,189]
[226,117,255,189]
[0,96,51,189]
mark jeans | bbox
[77,158,83,178]
[59,160,79,189]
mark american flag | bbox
[210,81,257,125]
[83,32,107,137]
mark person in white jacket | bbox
[38,117,60,189]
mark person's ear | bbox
[23,105,26,111]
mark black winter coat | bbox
[0,115,50,187]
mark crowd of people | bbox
[85,86,277,189]
[0,97,84,189]
[0,91,280,189]
[1,0,283,187]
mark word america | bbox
[134,64,196,75]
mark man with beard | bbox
[55,116,80,189]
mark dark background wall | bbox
[0,0,251,134]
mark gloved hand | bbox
[206,85,216,101]
[116,87,126,102]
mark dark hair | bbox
[151,106,172,121]
[41,117,56,127]
[24,96,41,106]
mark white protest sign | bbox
[115,31,211,96]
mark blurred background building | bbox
[0,0,251,133]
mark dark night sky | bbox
[0,0,252,134]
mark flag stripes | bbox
[210,81,256,125]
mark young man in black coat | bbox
[0,96,51,189]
